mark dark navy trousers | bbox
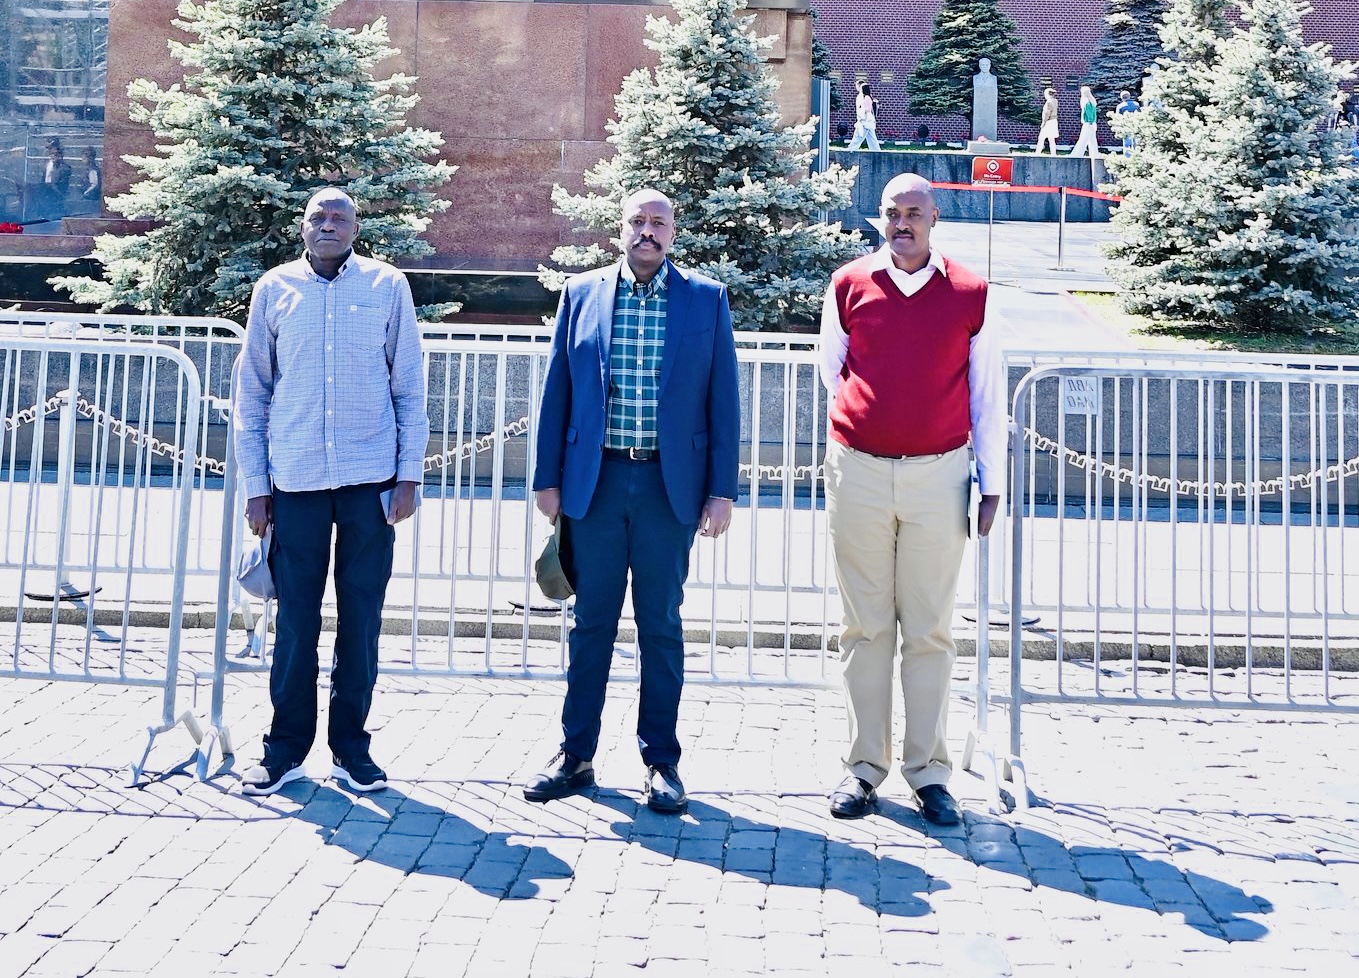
[561,456,698,766]
[264,479,394,766]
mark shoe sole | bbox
[523,769,596,803]
[332,766,388,792]
[829,796,877,820]
[241,765,307,796]
[645,795,687,814]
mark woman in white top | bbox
[847,81,882,152]
[1037,88,1060,154]
[1069,86,1101,159]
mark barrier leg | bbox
[128,710,206,787]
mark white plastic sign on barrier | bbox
[1061,376,1100,415]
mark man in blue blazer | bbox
[524,188,740,813]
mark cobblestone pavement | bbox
[1,649,1356,978]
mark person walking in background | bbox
[40,139,72,221]
[847,81,882,151]
[233,187,427,796]
[1116,90,1140,155]
[523,188,739,815]
[1069,86,1101,159]
[1036,88,1061,154]
[818,173,1005,825]
[80,147,101,208]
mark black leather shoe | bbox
[523,750,595,802]
[829,774,877,819]
[915,784,962,825]
[644,763,687,814]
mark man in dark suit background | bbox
[524,188,739,814]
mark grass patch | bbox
[1072,291,1359,355]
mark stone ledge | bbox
[0,233,94,259]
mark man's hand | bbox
[977,495,1000,537]
[699,497,733,539]
[536,488,562,525]
[245,495,272,538]
[387,480,420,525]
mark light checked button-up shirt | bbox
[605,259,668,452]
[233,251,428,501]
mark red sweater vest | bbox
[829,254,987,458]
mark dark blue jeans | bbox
[561,456,698,766]
[264,480,394,766]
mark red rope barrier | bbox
[1064,187,1123,202]
[932,182,1061,194]
[928,181,1123,203]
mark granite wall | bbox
[103,0,813,270]
[830,149,1116,241]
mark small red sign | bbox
[971,157,1014,187]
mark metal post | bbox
[975,535,990,736]
[1057,187,1067,270]
[53,386,76,593]
[987,189,995,281]
[812,78,831,175]
[812,78,831,225]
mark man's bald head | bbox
[300,187,360,275]
[875,172,939,274]
[304,187,358,219]
[880,173,934,211]
[620,188,676,284]
[622,188,674,216]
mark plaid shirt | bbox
[605,260,668,451]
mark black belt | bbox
[604,447,660,462]
[858,441,967,461]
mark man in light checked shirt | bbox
[233,188,427,796]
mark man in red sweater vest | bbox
[818,173,1006,823]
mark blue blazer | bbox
[533,259,740,524]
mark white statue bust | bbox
[972,58,999,140]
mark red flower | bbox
[0,222,23,234]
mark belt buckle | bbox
[628,447,647,461]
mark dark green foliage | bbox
[908,0,1041,125]
[1088,0,1170,111]
[52,0,453,323]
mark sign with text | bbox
[971,156,1014,187]
[1062,376,1101,416]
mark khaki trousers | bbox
[824,440,969,791]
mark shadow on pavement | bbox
[285,783,574,899]
[594,791,942,917]
[876,800,1273,941]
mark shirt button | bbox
[327,314,333,320]
[327,441,333,447]
[326,344,332,351]
[327,377,333,383]
[327,409,333,416]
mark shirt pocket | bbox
[340,302,389,353]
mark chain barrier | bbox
[1,396,540,479]
[422,417,530,473]
[31,394,1355,497]
[73,396,228,476]
[1024,428,1359,498]
[1,394,65,433]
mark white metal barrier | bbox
[0,335,204,782]
[202,332,996,772]
[995,360,1359,810]
[0,313,245,592]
